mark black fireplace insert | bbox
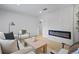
[48,30,71,39]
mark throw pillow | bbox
[4,32,15,39]
[18,40,25,50]
[0,32,5,39]
[22,30,26,34]
[0,39,18,54]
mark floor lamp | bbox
[9,21,15,32]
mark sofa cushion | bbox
[11,46,34,54]
[0,44,2,54]
[58,48,68,54]
[0,32,5,39]
[20,34,29,39]
[4,32,15,39]
[0,39,18,54]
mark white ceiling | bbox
[0,4,73,17]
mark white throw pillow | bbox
[0,32,5,39]
[0,39,18,54]
[18,40,25,50]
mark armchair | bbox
[58,41,79,54]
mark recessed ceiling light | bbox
[40,11,42,13]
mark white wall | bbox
[73,5,79,43]
[0,9,39,36]
[40,6,74,45]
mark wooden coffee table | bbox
[25,38,47,54]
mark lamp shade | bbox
[9,21,15,32]
[11,22,15,26]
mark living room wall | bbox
[73,5,79,43]
[0,9,39,36]
[40,6,74,45]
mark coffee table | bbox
[25,38,47,54]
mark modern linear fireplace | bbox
[48,30,71,39]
